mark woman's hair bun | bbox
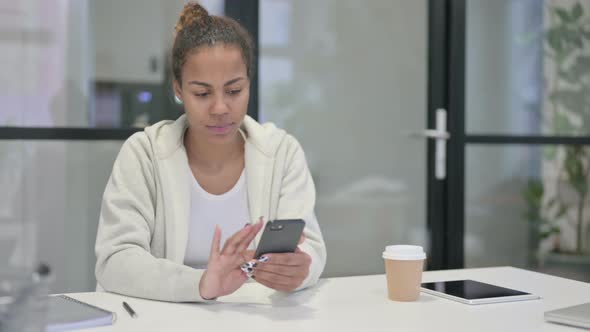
[175,2,211,34]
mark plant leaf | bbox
[570,56,590,80]
[572,2,583,21]
[547,28,564,53]
[555,8,572,23]
[546,198,558,209]
[563,28,583,48]
[574,181,588,195]
[551,90,586,117]
[543,146,557,160]
[564,148,586,194]
[555,113,574,134]
[573,33,583,48]
[555,204,568,219]
[523,180,543,208]
[557,68,578,84]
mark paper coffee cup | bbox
[382,245,426,301]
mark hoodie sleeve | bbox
[94,133,211,302]
[275,136,327,290]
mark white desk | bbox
[69,267,590,331]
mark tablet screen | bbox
[421,280,531,300]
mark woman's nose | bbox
[210,95,229,115]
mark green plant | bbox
[523,180,560,244]
[541,1,590,255]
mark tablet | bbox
[421,279,541,305]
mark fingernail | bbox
[258,256,269,263]
[241,262,252,273]
[240,261,257,274]
[240,263,248,273]
[244,223,250,228]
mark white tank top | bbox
[183,169,250,269]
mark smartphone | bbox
[254,219,305,259]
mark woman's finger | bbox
[221,225,252,255]
[209,225,221,259]
[254,263,303,279]
[235,220,263,253]
[221,224,253,255]
[254,277,291,292]
[298,234,306,245]
[258,251,310,266]
[252,270,297,292]
[225,217,263,255]
[240,250,256,262]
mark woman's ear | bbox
[173,80,183,104]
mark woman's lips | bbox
[206,123,234,134]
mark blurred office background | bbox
[0,0,588,294]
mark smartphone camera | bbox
[269,224,284,231]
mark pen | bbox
[122,301,137,318]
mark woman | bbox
[94,2,326,302]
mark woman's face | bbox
[175,44,250,145]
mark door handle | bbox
[419,129,449,140]
[410,109,449,180]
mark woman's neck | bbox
[184,129,244,172]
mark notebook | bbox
[545,302,590,329]
[46,295,116,332]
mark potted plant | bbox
[526,1,590,274]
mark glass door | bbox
[446,0,590,282]
[259,0,435,276]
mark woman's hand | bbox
[251,235,311,292]
[199,218,263,299]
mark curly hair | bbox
[172,2,255,84]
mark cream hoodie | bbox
[95,115,326,302]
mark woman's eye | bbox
[227,89,241,96]
[194,92,209,97]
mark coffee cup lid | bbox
[382,245,426,260]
